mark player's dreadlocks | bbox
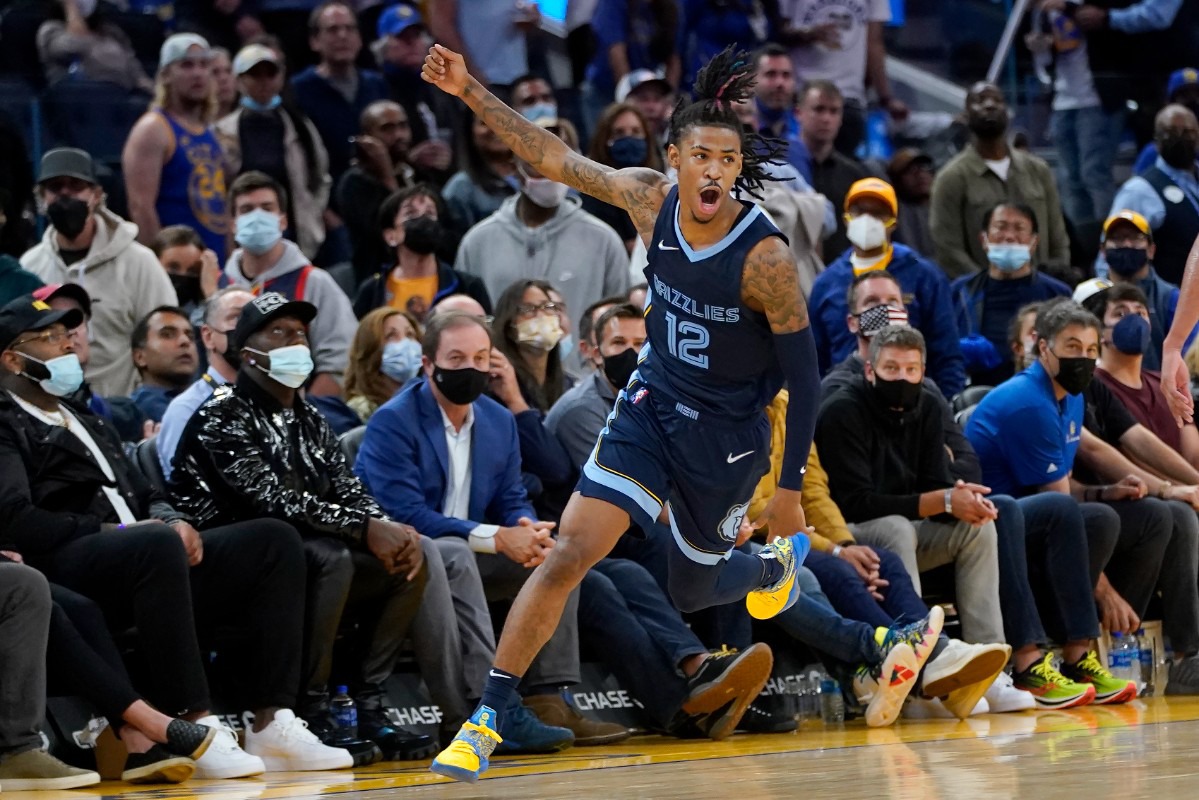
[667,46,787,199]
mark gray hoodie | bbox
[454,195,630,322]
[21,206,178,397]
[224,240,356,381]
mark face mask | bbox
[1157,135,1196,169]
[170,273,203,307]
[1049,351,1095,395]
[521,102,558,126]
[602,347,639,389]
[380,337,422,384]
[433,364,490,405]
[240,94,282,112]
[514,314,563,350]
[21,352,84,397]
[1105,246,1149,277]
[871,375,923,412]
[401,215,441,255]
[1110,314,1150,356]
[557,333,574,360]
[522,178,569,209]
[235,208,283,255]
[47,196,91,240]
[855,304,909,338]
[846,214,888,251]
[246,344,314,388]
[608,136,649,168]
[986,242,1031,272]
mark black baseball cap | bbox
[33,283,93,319]
[230,291,317,353]
[0,294,85,351]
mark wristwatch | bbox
[944,488,953,515]
[1159,481,1173,499]
[832,545,843,558]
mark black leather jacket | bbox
[0,390,186,561]
[168,374,381,545]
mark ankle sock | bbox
[479,667,522,729]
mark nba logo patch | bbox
[630,387,648,405]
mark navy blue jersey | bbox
[636,185,788,423]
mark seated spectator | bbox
[1133,68,1199,175]
[753,45,812,184]
[809,178,966,397]
[130,306,199,423]
[353,185,491,318]
[442,108,519,232]
[888,149,935,258]
[167,292,435,760]
[931,82,1070,278]
[491,280,574,414]
[1109,104,1199,285]
[22,148,178,397]
[221,171,356,395]
[616,69,675,149]
[344,307,423,421]
[216,43,331,262]
[0,560,102,790]
[572,295,628,379]
[354,310,627,748]
[583,103,664,252]
[0,295,334,775]
[151,226,221,315]
[952,202,1071,386]
[1097,211,1196,371]
[122,34,230,255]
[454,145,629,329]
[211,46,238,119]
[799,80,869,258]
[158,288,254,480]
[290,1,390,187]
[1008,301,1042,375]
[37,0,153,92]
[0,241,43,307]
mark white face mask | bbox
[846,214,888,251]
[522,178,569,209]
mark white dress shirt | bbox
[438,403,500,553]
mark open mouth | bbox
[698,186,721,215]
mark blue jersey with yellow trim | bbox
[155,109,229,255]
[636,185,787,423]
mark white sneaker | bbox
[244,709,353,772]
[192,716,266,779]
[983,671,1037,713]
[923,639,1010,721]
[852,643,920,728]
[902,696,989,719]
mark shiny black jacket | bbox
[0,390,186,560]
[168,374,381,545]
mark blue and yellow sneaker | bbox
[746,534,810,620]
[429,706,503,784]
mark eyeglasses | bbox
[843,212,896,227]
[11,328,70,348]
[1106,235,1149,247]
[515,302,562,319]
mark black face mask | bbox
[433,365,490,405]
[1051,353,1096,395]
[601,347,638,389]
[1104,246,1149,277]
[402,215,442,256]
[871,376,923,412]
[47,196,90,240]
[170,273,203,307]
[1157,135,1196,169]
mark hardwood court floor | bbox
[12,697,1199,800]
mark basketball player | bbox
[423,45,821,782]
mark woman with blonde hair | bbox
[344,307,424,421]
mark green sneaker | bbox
[1060,650,1138,705]
[1012,653,1096,709]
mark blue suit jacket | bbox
[354,378,535,539]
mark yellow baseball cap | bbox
[1103,210,1152,240]
[844,178,898,216]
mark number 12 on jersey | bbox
[664,311,710,369]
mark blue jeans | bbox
[770,566,884,667]
[1015,493,1099,646]
[803,548,929,630]
[1051,105,1125,223]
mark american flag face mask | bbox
[856,304,910,337]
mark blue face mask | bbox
[1110,313,1151,356]
[557,333,574,361]
[240,94,282,112]
[987,243,1032,272]
[235,209,283,255]
[380,337,422,384]
[22,352,84,397]
[608,136,648,168]
[521,102,558,126]
[246,344,313,388]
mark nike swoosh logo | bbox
[658,240,680,251]
[488,670,507,678]
[727,450,754,464]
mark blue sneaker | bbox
[745,534,810,620]
[495,702,575,754]
[429,706,502,784]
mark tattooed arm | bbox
[421,44,671,240]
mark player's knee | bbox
[541,540,592,587]
[667,573,711,614]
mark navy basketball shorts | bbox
[577,378,771,566]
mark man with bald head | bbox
[930,82,1070,277]
[429,293,488,319]
[1109,105,1199,285]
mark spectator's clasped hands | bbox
[367,518,425,579]
[497,517,556,568]
[949,479,998,526]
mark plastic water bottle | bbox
[1136,628,1155,697]
[819,678,845,724]
[330,686,357,741]
[1107,633,1138,684]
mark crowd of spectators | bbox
[3,0,1199,790]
